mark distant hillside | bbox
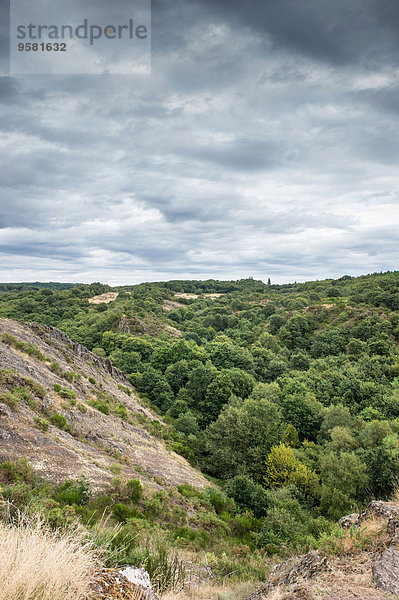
[0,282,80,292]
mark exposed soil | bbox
[173,293,224,300]
[88,292,119,304]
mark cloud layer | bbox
[1,0,399,284]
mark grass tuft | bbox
[0,517,98,600]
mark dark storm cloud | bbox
[0,0,399,284]
[194,0,399,67]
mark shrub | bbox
[50,412,69,431]
[177,484,201,499]
[113,403,128,420]
[63,371,75,383]
[225,475,270,517]
[88,377,96,385]
[203,487,234,515]
[264,443,320,499]
[1,334,45,361]
[24,378,46,399]
[173,526,197,542]
[59,388,77,401]
[50,362,63,376]
[34,416,50,432]
[90,400,109,415]
[12,386,31,401]
[54,383,62,392]
[55,477,92,506]
[0,458,37,485]
[0,391,20,410]
[0,482,33,506]
[130,545,185,593]
[126,479,143,503]
[0,369,15,385]
[320,518,385,555]
[112,502,133,522]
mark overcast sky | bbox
[1,0,399,285]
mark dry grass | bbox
[390,487,399,505]
[321,517,385,556]
[265,588,286,600]
[161,580,260,600]
[0,518,98,600]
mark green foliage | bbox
[174,410,199,437]
[264,443,320,499]
[133,545,186,593]
[224,476,269,516]
[256,487,332,553]
[284,424,300,447]
[204,396,284,479]
[126,479,143,503]
[0,390,20,409]
[90,399,109,414]
[59,387,77,401]
[3,273,399,561]
[0,332,46,361]
[0,368,16,385]
[49,411,69,431]
[23,377,46,399]
[55,477,92,506]
[0,458,38,485]
[319,451,369,519]
[202,487,233,515]
[33,416,50,431]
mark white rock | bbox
[119,566,153,590]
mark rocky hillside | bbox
[0,318,208,491]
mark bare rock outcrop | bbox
[339,500,399,530]
[244,551,329,600]
[120,567,158,600]
[337,513,358,529]
[358,500,399,524]
[338,501,399,595]
[372,545,399,595]
[88,567,159,600]
[29,322,129,384]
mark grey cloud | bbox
[174,138,279,172]
[194,0,399,67]
[0,78,20,103]
[0,0,398,284]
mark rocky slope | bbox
[245,501,399,600]
[0,318,208,491]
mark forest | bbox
[1,270,399,556]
